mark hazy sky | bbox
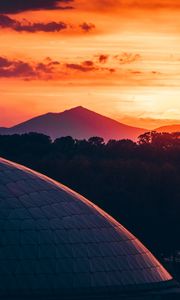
[0,0,180,129]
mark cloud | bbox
[0,0,73,14]
[0,15,68,32]
[98,55,109,64]
[76,0,180,11]
[0,15,96,33]
[0,59,35,78]
[0,57,59,79]
[65,60,115,73]
[0,52,147,80]
[93,52,141,72]
[0,57,12,67]
[0,53,150,80]
[123,0,180,10]
[0,56,115,79]
[66,61,96,72]
[79,22,95,32]
[130,70,142,75]
[114,53,141,64]
[0,0,179,15]
[95,53,140,65]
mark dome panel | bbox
[0,158,176,298]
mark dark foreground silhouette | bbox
[0,131,180,279]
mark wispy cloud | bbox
[96,53,141,65]
[0,15,68,33]
[0,53,160,83]
[76,0,180,12]
[0,15,96,33]
[1,0,180,15]
[114,53,141,64]
[66,61,96,72]
[0,0,73,14]
[66,60,115,73]
[0,57,59,79]
[98,55,109,64]
[79,22,95,32]
[0,56,115,79]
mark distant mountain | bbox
[0,127,8,135]
[155,124,180,133]
[0,106,147,141]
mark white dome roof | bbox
[0,158,174,298]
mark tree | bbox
[88,136,105,147]
[53,136,75,155]
[138,131,157,145]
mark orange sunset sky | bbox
[0,0,180,129]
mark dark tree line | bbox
[0,131,180,259]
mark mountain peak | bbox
[73,105,85,110]
[64,106,87,113]
[44,106,87,117]
[1,106,147,141]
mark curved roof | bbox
[0,158,174,298]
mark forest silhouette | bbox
[0,131,180,261]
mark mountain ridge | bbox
[0,106,147,141]
[155,124,180,133]
[0,106,179,141]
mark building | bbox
[0,157,178,299]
